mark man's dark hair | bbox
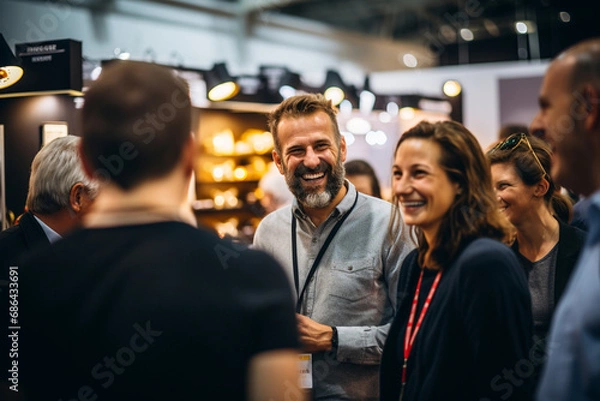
[81,60,191,190]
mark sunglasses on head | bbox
[490,133,548,177]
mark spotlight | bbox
[359,75,376,115]
[204,62,239,102]
[323,70,346,106]
[442,80,462,97]
[0,34,23,90]
[278,70,300,100]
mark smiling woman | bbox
[487,133,585,388]
[381,120,535,401]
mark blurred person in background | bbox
[258,162,294,214]
[381,120,533,401]
[1,135,98,397]
[0,135,98,268]
[487,133,585,386]
[344,159,382,199]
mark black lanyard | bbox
[292,191,359,313]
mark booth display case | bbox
[192,104,276,240]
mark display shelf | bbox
[193,106,273,238]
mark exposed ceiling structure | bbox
[223,0,598,66]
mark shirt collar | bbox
[33,215,62,244]
[292,180,357,222]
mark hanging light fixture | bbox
[0,34,23,90]
[323,70,346,106]
[359,75,376,114]
[203,62,239,102]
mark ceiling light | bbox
[346,117,371,135]
[323,70,346,106]
[515,21,528,34]
[0,34,24,90]
[459,28,474,41]
[359,76,375,115]
[402,53,418,68]
[559,12,571,23]
[515,20,537,34]
[386,102,399,116]
[204,62,240,102]
[442,80,462,97]
[339,99,353,116]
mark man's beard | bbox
[283,156,345,209]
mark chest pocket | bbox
[328,256,376,301]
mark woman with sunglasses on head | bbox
[487,133,586,378]
[380,121,534,401]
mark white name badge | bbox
[298,353,313,389]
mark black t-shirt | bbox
[17,222,298,401]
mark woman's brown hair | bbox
[390,120,512,270]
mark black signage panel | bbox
[3,39,82,94]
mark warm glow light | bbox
[233,167,248,181]
[324,86,345,106]
[443,80,462,97]
[212,167,225,182]
[214,195,225,208]
[212,130,235,155]
[399,107,416,120]
[0,66,23,90]
[208,81,239,102]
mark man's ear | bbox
[69,182,85,213]
[582,85,600,132]
[272,150,284,175]
[339,135,347,163]
[182,133,196,177]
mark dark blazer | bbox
[511,219,585,306]
[1,212,52,390]
[0,211,50,269]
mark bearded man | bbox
[253,93,414,401]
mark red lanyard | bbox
[401,269,442,393]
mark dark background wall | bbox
[0,95,80,220]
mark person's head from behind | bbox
[26,136,98,232]
[530,38,600,196]
[488,133,572,225]
[344,159,382,198]
[392,120,510,269]
[81,60,192,192]
[268,93,346,209]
